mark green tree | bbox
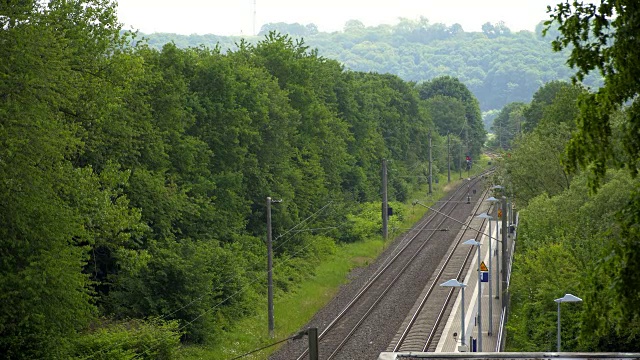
[259,22,318,37]
[252,33,354,219]
[546,0,640,185]
[523,81,580,132]
[491,102,526,149]
[0,0,148,357]
[425,95,466,137]
[508,242,582,351]
[417,76,486,158]
[547,0,640,328]
[482,21,511,38]
[499,121,574,206]
[507,170,640,351]
[495,79,586,204]
[143,20,605,112]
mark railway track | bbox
[289,172,492,360]
[388,186,492,352]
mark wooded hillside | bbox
[144,17,602,112]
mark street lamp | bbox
[463,239,482,351]
[490,186,505,219]
[555,294,582,351]
[440,279,468,349]
[486,196,499,219]
[476,212,493,335]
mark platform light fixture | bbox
[440,279,468,349]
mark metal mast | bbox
[253,0,257,35]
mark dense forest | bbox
[0,1,485,358]
[143,17,602,112]
[498,81,640,351]
[3,0,640,358]
[491,0,640,351]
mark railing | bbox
[507,240,515,289]
[495,307,506,352]
[499,211,517,351]
[386,353,640,359]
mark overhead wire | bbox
[129,208,350,360]
[84,126,476,359]
[272,200,335,253]
[165,201,338,322]
[224,330,308,360]
[83,199,341,360]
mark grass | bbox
[178,156,492,360]
[178,238,385,360]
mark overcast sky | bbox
[116,0,562,36]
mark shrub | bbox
[70,318,181,360]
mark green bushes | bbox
[505,170,640,351]
[343,201,404,243]
[70,319,181,360]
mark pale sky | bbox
[116,0,563,36]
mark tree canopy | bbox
[497,1,640,350]
[546,0,640,185]
[546,0,640,322]
[497,87,640,351]
[417,76,486,159]
[143,19,603,112]
[1,3,477,357]
[490,101,526,149]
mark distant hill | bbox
[141,18,601,111]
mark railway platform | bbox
[433,217,511,353]
[380,198,517,359]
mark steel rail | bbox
[420,190,491,352]
[294,171,491,360]
[325,199,468,359]
[391,186,490,352]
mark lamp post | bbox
[486,196,500,299]
[476,213,493,335]
[440,279,467,349]
[554,294,582,351]
[491,186,505,219]
[463,239,482,351]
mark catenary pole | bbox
[267,196,274,337]
[309,328,319,360]
[461,287,466,347]
[557,301,562,352]
[476,243,483,351]
[459,142,463,179]
[447,132,451,183]
[488,217,493,335]
[428,131,433,195]
[382,159,388,241]
[501,196,508,310]
[465,119,468,177]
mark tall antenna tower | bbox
[253,0,257,35]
